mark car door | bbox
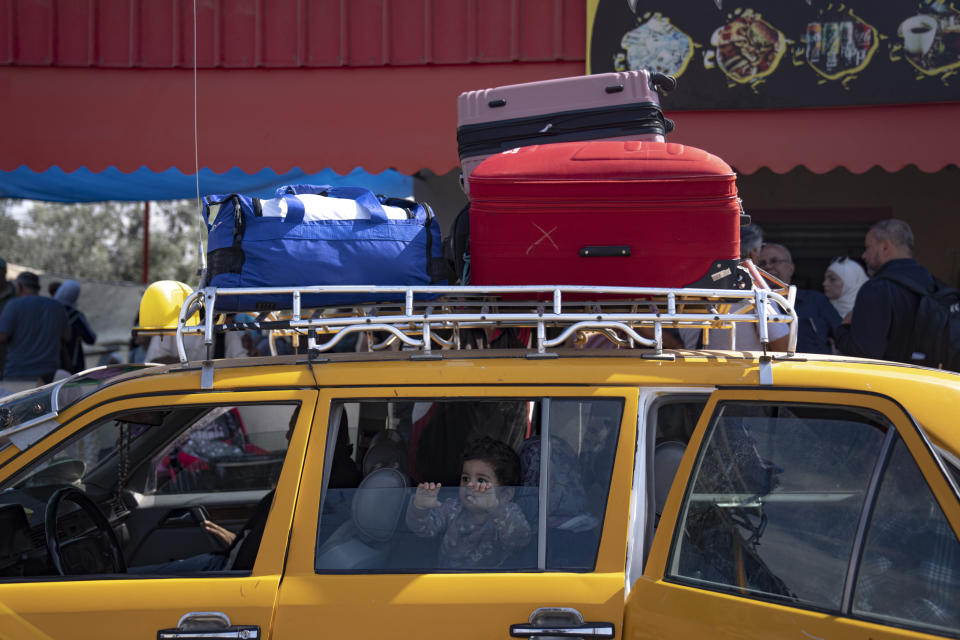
[0,388,317,640]
[274,385,639,639]
[628,388,960,640]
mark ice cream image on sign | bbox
[618,12,695,78]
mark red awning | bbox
[3,64,958,177]
[669,102,960,175]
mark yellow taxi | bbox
[0,280,956,640]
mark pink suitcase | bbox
[457,71,676,194]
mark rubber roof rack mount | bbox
[174,283,798,365]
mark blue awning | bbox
[0,166,413,202]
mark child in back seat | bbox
[405,436,531,569]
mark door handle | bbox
[510,607,615,639]
[158,611,260,639]
[509,624,615,638]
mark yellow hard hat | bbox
[136,281,200,331]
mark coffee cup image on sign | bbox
[900,14,938,55]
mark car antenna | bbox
[192,0,207,289]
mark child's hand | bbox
[464,479,499,513]
[414,482,442,509]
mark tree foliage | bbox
[0,200,19,256]
[0,199,202,284]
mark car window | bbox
[147,405,294,494]
[668,402,888,609]
[11,416,157,491]
[853,436,960,634]
[315,397,623,573]
[644,396,709,569]
[654,398,708,446]
[652,396,710,524]
[0,402,300,578]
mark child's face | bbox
[459,458,500,516]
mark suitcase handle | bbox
[579,246,631,258]
[650,73,678,94]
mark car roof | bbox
[39,349,958,451]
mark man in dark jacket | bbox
[0,271,70,393]
[835,219,935,364]
[757,243,840,354]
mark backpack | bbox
[879,273,960,371]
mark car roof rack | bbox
[174,269,797,387]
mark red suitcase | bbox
[457,71,675,194]
[467,140,743,290]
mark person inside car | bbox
[129,412,303,574]
[406,436,531,569]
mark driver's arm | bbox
[203,519,237,547]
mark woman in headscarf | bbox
[55,279,97,374]
[823,257,869,320]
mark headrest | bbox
[352,466,408,543]
[653,441,686,518]
[361,429,410,477]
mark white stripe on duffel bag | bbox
[260,194,410,221]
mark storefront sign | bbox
[587,0,960,109]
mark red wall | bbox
[0,0,585,68]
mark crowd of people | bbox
[0,218,946,397]
[0,259,97,396]
[749,218,936,365]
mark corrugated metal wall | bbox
[0,0,585,68]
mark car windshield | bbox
[0,365,155,453]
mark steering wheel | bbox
[44,486,126,575]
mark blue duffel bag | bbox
[202,184,447,311]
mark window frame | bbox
[659,388,960,634]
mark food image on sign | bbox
[894,8,960,77]
[800,10,878,81]
[619,13,695,77]
[710,10,786,83]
